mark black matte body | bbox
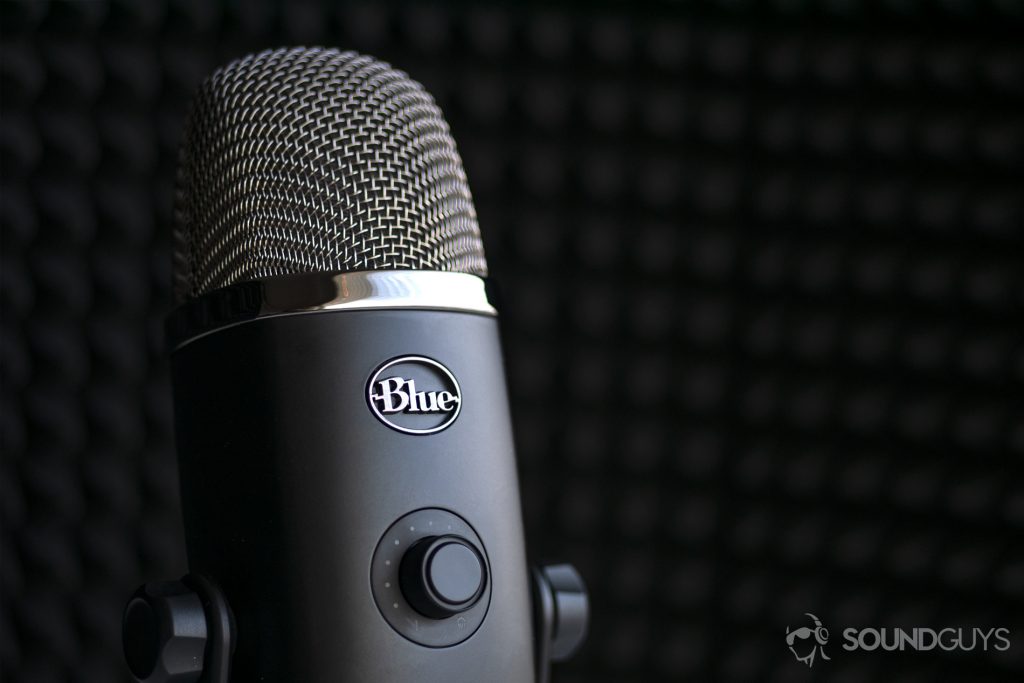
[170,309,535,682]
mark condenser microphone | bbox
[122,48,586,683]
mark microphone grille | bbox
[172,47,487,302]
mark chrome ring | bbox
[167,270,497,351]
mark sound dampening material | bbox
[2,2,1021,682]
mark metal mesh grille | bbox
[6,5,1023,682]
[172,47,487,302]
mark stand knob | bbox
[123,575,234,683]
[532,563,589,683]
[123,581,207,683]
[400,535,487,619]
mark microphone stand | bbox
[122,563,587,683]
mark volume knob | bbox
[399,535,487,619]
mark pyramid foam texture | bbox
[1,2,1022,682]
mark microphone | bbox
[122,47,587,683]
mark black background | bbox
[2,1,1022,682]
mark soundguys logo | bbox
[367,356,462,435]
[786,613,831,667]
[786,613,1011,668]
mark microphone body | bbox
[122,47,587,683]
[170,276,534,681]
